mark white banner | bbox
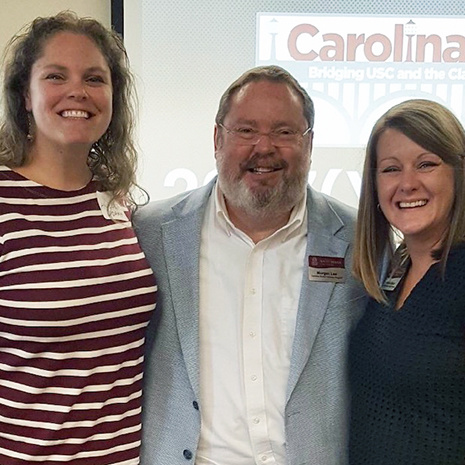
[257,14,465,146]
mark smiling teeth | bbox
[399,200,427,208]
[252,167,276,173]
[61,110,89,118]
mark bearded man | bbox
[135,65,366,465]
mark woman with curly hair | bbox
[0,11,156,464]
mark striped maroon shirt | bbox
[0,166,157,465]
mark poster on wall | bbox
[256,14,465,146]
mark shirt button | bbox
[251,288,256,294]
[251,375,257,381]
[192,401,199,410]
[261,455,267,461]
[183,449,193,460]
[249,331,256,338]
[253,417,260,424]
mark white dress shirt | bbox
[196,184,307,465]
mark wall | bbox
[0,0,110,57]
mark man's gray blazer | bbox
[134,179,366,465]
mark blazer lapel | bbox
[160,183,214,398]
[286,189,349,401]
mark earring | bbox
[26,113,34,142]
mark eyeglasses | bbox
[219,124,312,147]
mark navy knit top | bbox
[349,245,465,465]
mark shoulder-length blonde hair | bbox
[353,99,465,302]
[0,11,141,207]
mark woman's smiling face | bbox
[376,128,455,248]
[25,31,113,154]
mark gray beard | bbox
[217,158,308,219]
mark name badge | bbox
[381,259,408,291]
[308,255,345,283]
[96,191,129,222]
[381,275,403,292]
